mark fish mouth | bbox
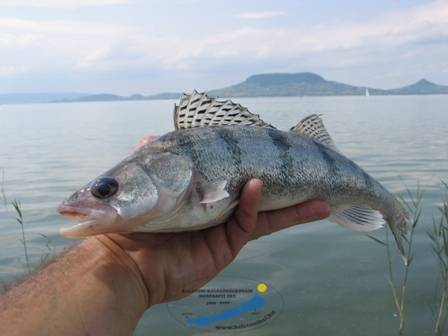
[58,205,118,238]
[58,206,90,221]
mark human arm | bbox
[0,179,329,336]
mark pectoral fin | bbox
[199,180,230,204]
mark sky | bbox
[0,0,447,94]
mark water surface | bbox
[0,95,447,335]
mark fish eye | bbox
[91,177,119,199]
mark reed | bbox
[4,177,448,336]
[428,181,448,335]
[11,200,31,274]
[386,187,422,336]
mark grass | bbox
[383,183,448,336]
[385,187,422,336]
[0,197,56,295]
[11,200,31,274]
[2,175,448,335]
[37,233,56,265]
[0,169,55,280]
[0,167,55,297]
[427,181,448,335]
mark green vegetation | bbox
[428,182,448,335]
[3,180,448,336]
[385,188,422,336]
[208,73,448,98]
[209,72,376,97]
[390,79,448,95]
[2,73,448,105]
[49,74,448,101]
[11,200,31,274]
[380,182,448,335]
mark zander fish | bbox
[58,91,409,257]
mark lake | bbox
[0,95,447,335]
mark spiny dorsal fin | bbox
[290,114,338,151]
[173,90,274,130]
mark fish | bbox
[58,91,409,258]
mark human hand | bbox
[0,138,329,336]
[102,179,330,308]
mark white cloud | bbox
[162,1,448,68]
[238,11,285,19]
[0,17,128,35]
[1,0,448,90]
[0,65,28,77]
[0,17,130,37]
[0,0,130,9]
[0,17,136,77]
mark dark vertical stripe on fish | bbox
[362,170,374,191]
[214,128,242,167]
[266,128,294,193]
[175,131,208,179]
[314,141,341,179]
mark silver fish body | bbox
[58,92,409,257]
[136,126,406,233]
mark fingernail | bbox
[250,178,263,188]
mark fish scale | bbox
[59,91,410,261]
[157,126,378,204]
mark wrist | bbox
[86,236,150,310]
[0,236,150,335]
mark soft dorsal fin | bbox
[290,114,338,151]
[173,90,274,129]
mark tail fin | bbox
[329,197,411,265]
[389,197,411,265]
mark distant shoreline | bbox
[2,72,447,105]
[2,93,448,107]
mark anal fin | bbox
[329,205,385,232]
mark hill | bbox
[2,74,448,105]
[388,79,448,95]
[208,73,387,97]
[0,92,86,104]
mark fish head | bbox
[59,153,193,237]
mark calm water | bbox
[0,95,447,335]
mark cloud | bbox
[238,11,285,19]
[1,0,448,91]
[162,1,448,69]
[0,18,128,35]
[0,0,130,9]
[2,1,448,70]
[0,16,136,79]
[0,65,28,77]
